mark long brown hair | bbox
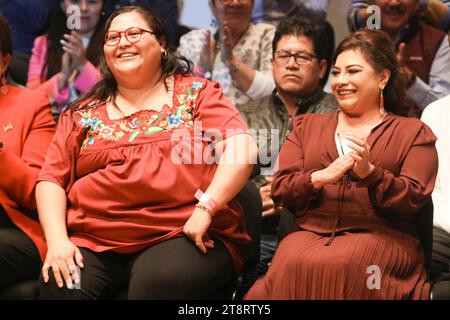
[43,0,106,80]
[333,28,413,116]
[69,6,192,113]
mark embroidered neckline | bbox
[76,78,205,148]
[106,76,177,121]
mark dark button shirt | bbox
[239,88,339,233]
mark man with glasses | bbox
[236,15,338,298]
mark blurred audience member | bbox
[0,13,56,292]
[252,0,330,25]
[350,0,450,111]
[179,0,275,109]
[348,0,450,32]
[27,0,105,114]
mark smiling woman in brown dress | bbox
[245,29,438,300]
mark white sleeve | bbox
[407,37,450,109]
[246,70,275,100]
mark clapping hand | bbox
[311,154,355,189]
[397,42,415,87]
[197,30,214,74]
[345,133,375,179]
[60,31,87,73]
[220,23,234,65]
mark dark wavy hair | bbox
[333,28,412,116]
[273,12,335,88]
[42,0,106,80]
[0,12,13,75]
[70,5,193,112]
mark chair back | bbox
[233,181,262,270]
[415,199,434,272]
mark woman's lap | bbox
[38,236,236,300]
[246,229,429,299]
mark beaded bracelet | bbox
[194,189,219,213]
[195,203,215,218]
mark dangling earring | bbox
[0,73,8,95]
[379,89,385,115]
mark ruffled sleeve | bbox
[194,79,249,138]
[37,109,86,191]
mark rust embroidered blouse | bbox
[38,75,252,273]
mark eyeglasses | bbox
[273,51,317,65]
[104,27,155,46]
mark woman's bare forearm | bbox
[36,181,69,245]
[204,134,258,208]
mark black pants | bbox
[39,236,236,300]
[430,226,450,283]
[0,217,41,290]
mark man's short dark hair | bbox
[272,13,335,86]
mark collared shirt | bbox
[406,36,450,109]
[239,88,339,187]
[240,88,338,233]
[390,21,450,110]
[345,3,450,110]
[178,23,276,108]
[421,94,450,234]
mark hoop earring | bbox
[379,89,385,115]
[0,73,8,95]
[161,49,169,60]
[162,49,168,60]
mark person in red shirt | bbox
[0,13,56,291]
[36,6,257,299]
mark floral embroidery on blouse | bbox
[77,80,204,148]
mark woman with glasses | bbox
[35,6,257,299]
[178,0,276,109]
[245,29,438,300]
[0,13,56,292]
[26,0,106,115]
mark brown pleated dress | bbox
[245,112,438,300]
